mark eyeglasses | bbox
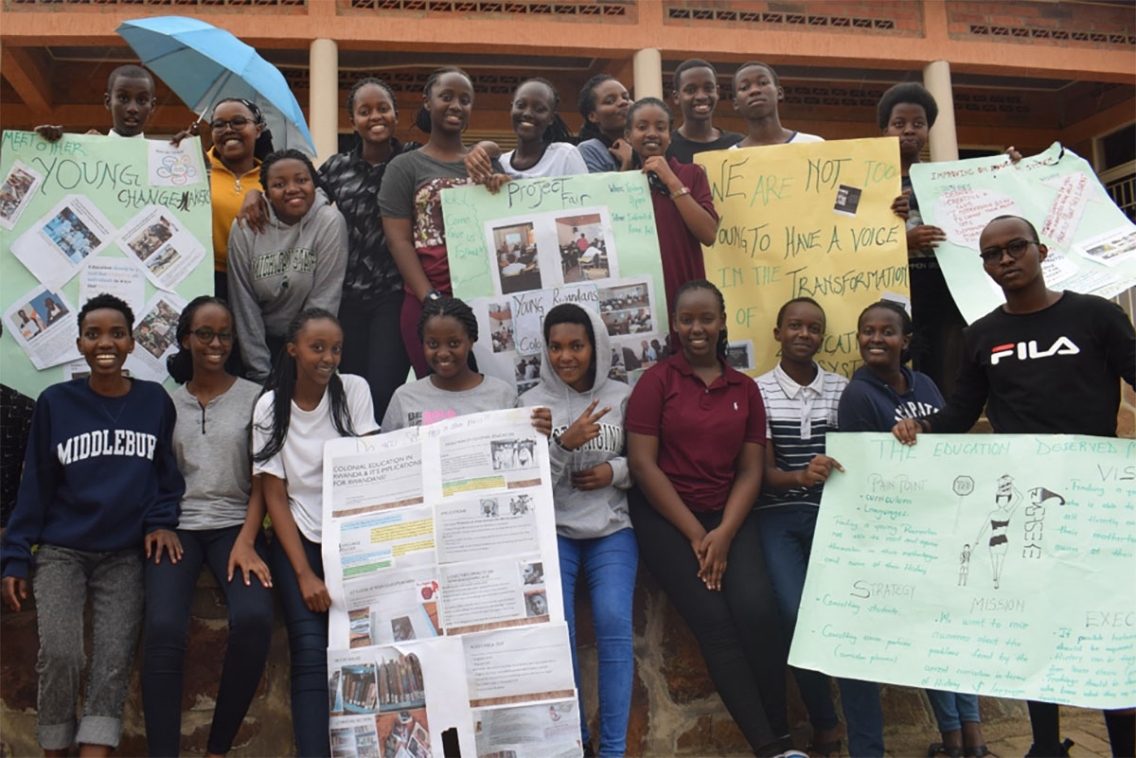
[210,116,251,132]
[979,238,1035,264]
[191,328,233,344]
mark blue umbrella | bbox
[117,16,315,154]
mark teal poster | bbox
[789,432,1136,709]
[1,131,213,395]
[442,173,666,393]
[910,142,1136,324]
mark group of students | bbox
[0,57,1133,758]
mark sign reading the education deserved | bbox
[910,142,1136,324]
[0,131,213,395]
[322,409,581,758]
[443,174,667,393]
[697,138,909,377]
[790,432,1136,709]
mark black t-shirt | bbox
[667,129,744,164]
[928,291,1136,436]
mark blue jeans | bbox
[757,504,885,757]
[270,533,330,757]
[927,690,981,733]
[558,529,638,757]
[142,526,274,756]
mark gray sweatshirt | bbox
[227,191,348,381]
[518,308,632,539]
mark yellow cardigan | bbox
[208,147,262,273]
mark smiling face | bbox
[511,80,556,144]
[547,322,594,392]
[732,64,781,119]
[674,287,724,362]
[423,315,473,382]
[352,83,397,148]
[426,72,474,135]
[883,102,929,162]
[182,302,233,376]
[674,66,719,125]
[626,103,672,157]
[775,301,825,365]
[979,217,1047,293]
[105,75,156,137]
[288,317,343,389]
[857,306,908,373]
[265,158,316,225]
[78,308,134,377]
[211,100,262,167]
[588,79,632,134]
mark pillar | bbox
[923,60,959,163]
[633,48,663,100]
[309,38,339,165]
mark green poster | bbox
[0,131,213,397]
[910,142,1136,324]
[789,432,1136,709]
[442,174,666,392]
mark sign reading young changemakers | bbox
[697,138,909,377]
[442,173,667,393]
[0,131,213,394]
[790,432,1136,709]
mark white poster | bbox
[2,285,79,369]
[10,194,117,288]
[115,205,207,291]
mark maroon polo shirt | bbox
[626,352,766,513]
[651,157,718,321]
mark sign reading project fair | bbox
[0,131,213,394]
[322,409,581,758]
[696,137,909,377]
[442,173,667,393]
[790,433,1136,709]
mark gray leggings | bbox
[33,545,143,750]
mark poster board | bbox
[323,409,581,758]
[910,142,1136,324]
[696,138,909,378]
[442,174,667,392]
[0,131,212,394]
[789,432,1136,709]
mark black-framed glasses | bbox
[210,116,251,132]
[191,328,233,344]
[979,238,1035,264]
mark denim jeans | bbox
[270,533,330,757]
[142,526,274,756]
[757,504,885,757]
[558,528,638,757]
[927,690,981,733]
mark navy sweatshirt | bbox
[1,378,184,579]
[838,365,945,432]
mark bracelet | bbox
[552,433,572,451]
[670,186,691,199]
[916,418,930,432]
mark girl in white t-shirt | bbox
[252,307,377,757]
[464,78,587,181]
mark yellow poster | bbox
[696,137,909,378]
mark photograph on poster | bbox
[376,708,429,758]
[377,650,426,711]
[0,161,43,230]
[124,214,176,262]
[329,715,380,758]
[555,213,610,281]
[493,222,541,295]
[726,340,755,371]
[491,439,537,472]
[520,561,544,586]
[488,301,514,353]
[46,207,101,265]
[4,286,80,370]
[135,298,179,360]
[601,307,652,337]
[145,243,182,277]
[343,567,441,648]
[340,663,381,714]
[513,354,541,394]
[523,590,549,619]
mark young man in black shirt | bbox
[893,214,1135,757]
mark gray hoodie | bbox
[227,190,348,381]
[518,308,632,539]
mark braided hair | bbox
[167,295,232,384]
[347,77,397,118]
[253,308,358,464]
[259,149,328,209]
[858,300,914,364]
[418,293,480,372]
[213,97,274,160]
[673,279,729,357]
[577,74,617,145]
[415,67,473,134]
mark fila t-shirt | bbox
[928,291,1136,436]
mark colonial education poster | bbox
[790,432,1136,709]
[697,137,909,377]
[0,130,212,393]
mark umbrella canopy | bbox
[117,16,315,154]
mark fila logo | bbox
[990,337,1080,366]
